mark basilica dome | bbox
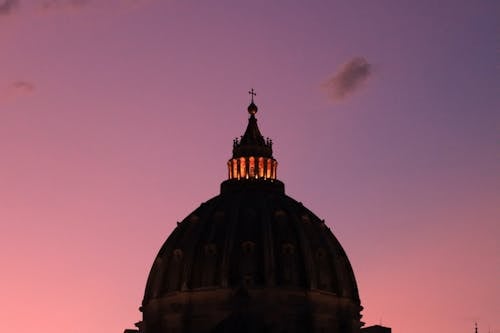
[137,93,362,333]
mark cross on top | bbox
[248,88,256,102]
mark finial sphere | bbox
[248,88,258,115]
[247,101,258,115]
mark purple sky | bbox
[1,1,499,332]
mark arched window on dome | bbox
[258,157,264,178]
[241,241,256,254]
[266,158,272,179]
[315,248,333,291]
[201,244,217,286]
[249,156,255,178]
[227,160,232,179]
[282,243,295,255]
[243,274,254,287]
[232,159,238,179]
[281,243,297,284]
[167,249,184,292]
[239,241,257,282]
[239,157,246,179]
[204,244,217,256]
[173,249,183,261]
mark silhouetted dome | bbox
[143,186,359,299]
[138,93,362,333]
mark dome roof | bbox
[138,93,362,333]
[143,184,359,302]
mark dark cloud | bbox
[323,57,372,101]
[0,81,35,102]
[40,0,89,11]
[11,81,35,92]
[0,0,19,16]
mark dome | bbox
[143,183,360,303]
[138,94,362,333]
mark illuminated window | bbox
[240,157,246,178]
[266,159,272,178]
[249,156,255,178]
[232,159,238,179]
[258,157,264,178]
[227,156,277,181]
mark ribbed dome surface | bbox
[144,182,359,303]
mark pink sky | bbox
[1,1,498,332]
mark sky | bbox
[0,1,499,332]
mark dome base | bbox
[220,179,285,194]
[142,287,361,333]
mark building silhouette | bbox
[125,93,375,333]
[361,325,391,333]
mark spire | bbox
[233,89,273,158]
[475,322,478,333]
[225,90,279,183]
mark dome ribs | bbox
[271,198,306,288]
[183,198,221,290]
[282,197,318,290]
[219,192,244,288]
[305,215,337,293]
[142,190,362,332]
[157,216,193,296]
[317,223,346,296]
[143,224,184,302]
[143,193,360,300]
[260,193,276,287]
[324,227,360,300]
[229,195,265,287]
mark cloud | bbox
[0,81,36,101]
[10,81,35,93]
[2,0,153,17]
[39,0,89,11]
[0,0,19,16]
[323,57,372,101]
